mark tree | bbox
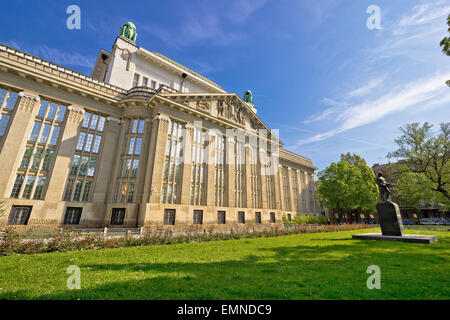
[387,122,449,206]
[391,162,448,211]
[440,14,450,86]
[317,155,378,219]
[340,153,379,212]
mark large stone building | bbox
[0,23,319,231]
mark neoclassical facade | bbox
[0,24,319,231]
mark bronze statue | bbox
[375,172,391,202]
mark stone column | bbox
[205,132,216,207]
[309,172,317,213]
[258,149,268,209]
[0,91,40,197]
[179,124,194,205]
[148,115,170,204]
[245,145,253,208]
[225,137,235,207]
[297,169,306,213]
[92,116,122,203]
[287,167,295,212]
[105,117,127,204]
[278,165,285,211]
[304,171,311,213]
[273,164,282,210]
[45,105,85,202]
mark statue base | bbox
[377,201,404,236]
[352,233,437,244]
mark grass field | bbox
[0,227,448,300]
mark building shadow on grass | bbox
[1,238,448,300]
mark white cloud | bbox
[228,0,267,23]
[347,76,386,97]
[395,2,450,33]
[294,72,450,146]
[140,0,267,49]
[4,41,94,68]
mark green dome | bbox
[120,22,137,43]
[243,90,253,104]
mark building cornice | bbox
[0,43,126,104]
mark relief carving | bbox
[196,100,210,112]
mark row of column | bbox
[144,114,317,213]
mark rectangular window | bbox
[214,135,226,207]
[64,207,82,225]
[238,211,245,224]
[39,123,52,144]
[48,126,60,146]
[10,174,24,198]
[31,148,44,170]
[0,114,10,136]
[255,212,262,224]
[287,214,292,222]
[133,73,140,87]
[111,208,125,225]
[8,206,32,225]
[142,77,148,87]
[270,212,276,223]
[64,110,105,202]
[218,211,226,224]
[0,89,18,141]
[92,135,101,153]
[29,121,41,142]
[164,209,176,225]
[76,132,86,150]
[193,210,203,225]
[33,177,46,200]
[72,179,83,201]
[63,178,74,201]
[20,146,33,169]
[2,90,18,110]
[151,80,157,89]
[84,133,94,152]
[234,140,245,208]
[190,127,206,205]
[82,181,91,202]
[161,120,182,204]
[22,175,36,199]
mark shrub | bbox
[0,224,372,256]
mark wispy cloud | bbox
[297,1,450,148]
[228,0,268,23]
[304,98,348,124]
[4,41,94,68]
[294,72,450,147]
[347,76,386,97]
[395,1,450,34]
[140,0,267,49]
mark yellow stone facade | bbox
[0,42,319,231]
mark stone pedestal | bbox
[352,201,437,244]
[377,202,403,236]
[352,233,437,244]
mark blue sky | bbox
[1,0,449,172]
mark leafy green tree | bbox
[317,156,378,218]
[340,153,378,213]
[391,162,448,211]
[387,122,449,207]
[440,14,450,86]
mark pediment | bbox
[156,93,283,146]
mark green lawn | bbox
[0,227,448,300]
